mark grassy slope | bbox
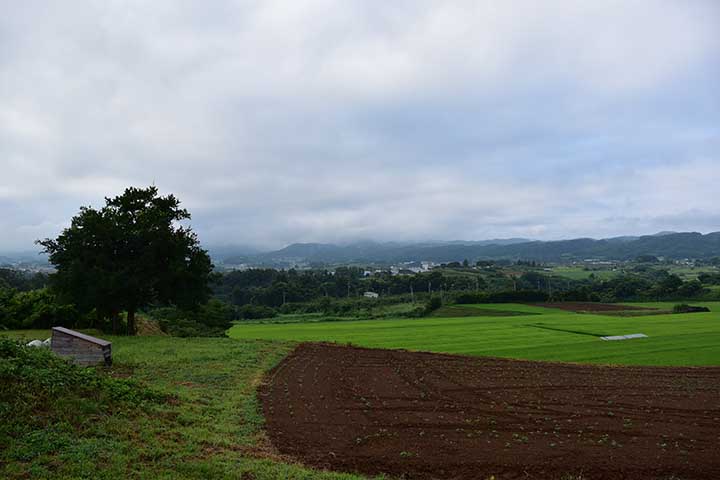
[228,302,720,366]
[0,332,369,480]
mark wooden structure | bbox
[51,327,112,366]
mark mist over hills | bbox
[221,232,720,266]
[4,232,719,269]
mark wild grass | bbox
[0,333,371,480]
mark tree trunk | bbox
[127,308,136,336]
[111,312,119,335]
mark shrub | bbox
[424,296,442,314]
[672,304,711,314]
[400,306,427,318]
[237,304,278,320]
[150,299,236,337]
[0,288,78,330]
[484,290,550,303]
[453,292,486,304]
[454,290,549,304]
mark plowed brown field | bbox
[534,302,656,312]
[260,343,720,480]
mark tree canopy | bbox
[38,186,213,334]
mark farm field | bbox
[550,266,620,280]
[229,302,720,366]
[5,301,720,480]
[262,343,720,480]
[667,265,718,281]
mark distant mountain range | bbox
[220,232,720,265]
[4,232,719,269]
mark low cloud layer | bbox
[1,1,719,250]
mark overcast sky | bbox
[1,1,719,251]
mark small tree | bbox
[424,295,442,314]
[38,186,213,334]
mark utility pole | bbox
[428,281,432,294]
[410,284,415,303]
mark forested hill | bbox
[223,232,720,265]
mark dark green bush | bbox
[424,296,442,314]
[453,292,486,304]
[0,288,78,330]
[484,290,550,303]
[672,304,711,314]
[453,290,549,304]
[237,304,278,320]
[150,299,236,337]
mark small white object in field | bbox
[27,339,44,347]
[600,333,648,341]
[43,338,51,346]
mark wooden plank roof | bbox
[52,327,111,347]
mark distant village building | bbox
[51,327,112,366]
[363,291,379,299]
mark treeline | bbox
[552,273,706,302]
[0,268,233,335]
[0,269,48,292]
[213,267,487,308]
[0,286,236,336]
[1,264,716,334]
[214,265,715,312]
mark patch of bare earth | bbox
[534,302,658,313]
[260,343,720,480]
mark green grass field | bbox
[229,302,720,366]
[550,266,620,280]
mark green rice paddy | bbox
[228,302,720,366]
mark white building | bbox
[363,291,379,299]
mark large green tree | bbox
[38,186,213,334]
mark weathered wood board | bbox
[51,327,112,366]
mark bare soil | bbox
[260,343,720,480]
[534,302,658,313]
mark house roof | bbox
[52,326,111,347]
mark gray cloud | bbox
[1,1,719,251]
